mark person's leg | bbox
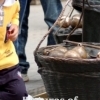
[14,0,27,50]
[17,0,32,82]
[14,0,30,82]
[19,0,28,29]
[0,65,28,100]
[40,0,62,45]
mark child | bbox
[0,0,28,100]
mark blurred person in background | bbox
[14,0,32,82]
[14,0,62,82]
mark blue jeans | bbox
[40,0,62,45]
[14,0,27,50]
[19,0,27,29]
[14,0,31,74]
[14,0,62,74]
[18,0,31,74]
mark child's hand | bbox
[7,24,19,41]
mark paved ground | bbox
[25,4,47,96]
[25,1,77,96]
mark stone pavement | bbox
[25,1,77,96]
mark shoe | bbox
[21,74,29,82]
[23,95,34,100]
